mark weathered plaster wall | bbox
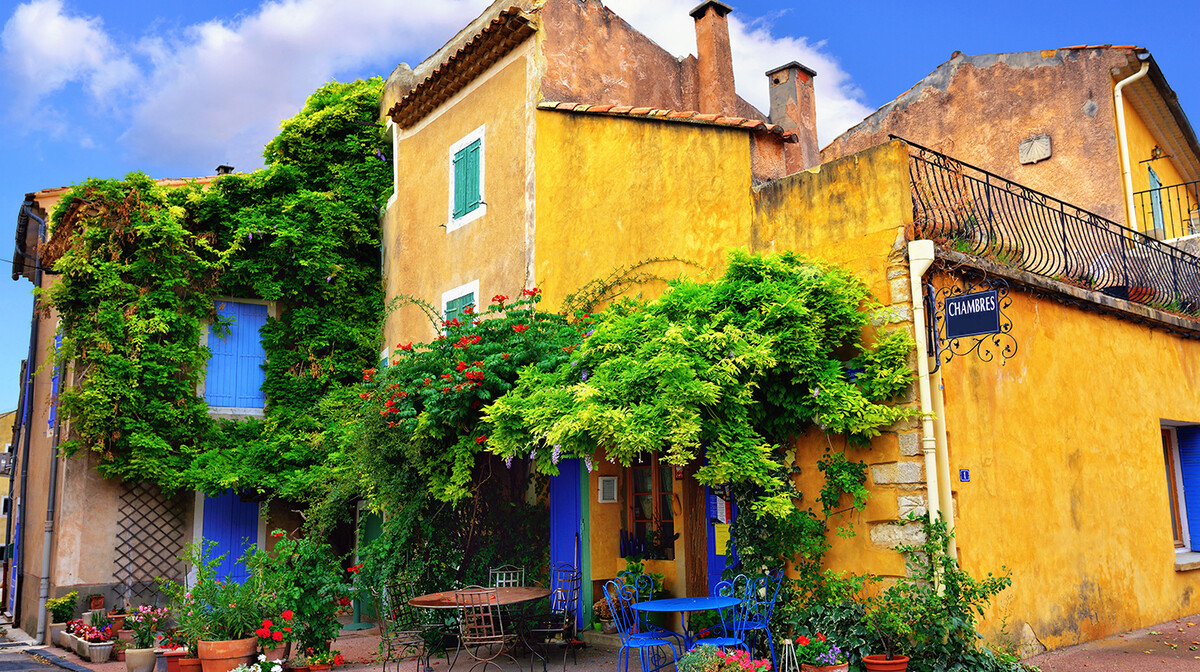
[537,0,763,120]
[822,48,1131,225]
[383,42,536,350]
[532,110,755,306]
[936,275,1200,649]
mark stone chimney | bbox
[766,62,819,172]
[690,1,736,116]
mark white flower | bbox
[258,655,266,662]
[272,665,283,672]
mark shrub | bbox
[47,590,79,623]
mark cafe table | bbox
[631,595,740,649]
[409,586,553,668]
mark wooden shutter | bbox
[202,489,259,583]
[205,301,268,408]
[445,292,475,321]
[452,139,481,218]
[1176,426,1200,548]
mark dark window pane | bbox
[660,494,673,521]
[633,468,652,494]
[636,495,653,520]
[659,464,673,493]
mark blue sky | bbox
[0,0,1197,411]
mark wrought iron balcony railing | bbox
[897,136,1200,312]
[1134,180,1200,241]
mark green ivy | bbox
[40,78,389,496]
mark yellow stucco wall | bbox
[532,111,755,310]
[383,41,536,351]
[936,277,1200,647]
[1120,91,1195,233]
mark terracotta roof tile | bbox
[537,101,797,143]
[388,7,535,128]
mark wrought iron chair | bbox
[735,570,784,670]
[371,580,444,672]
[619,572,683,647]
[690,577,755,653]
[526,563,582,672]
[489,564,526,587]
[456,585,519,672]
[603,580,677,672]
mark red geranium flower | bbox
[333,654,345,666]
[282,610,293,621]
[797,635,810,646]
[272,631,283,642]
[262,619,273,628]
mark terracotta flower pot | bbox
[126,647,157,672]
[197,638,258,672]
[287,666,309,672]
[862,654,909,672]
[801,664,849,672]
[179,657,202,672]
[308,664,330,672]
[164,649,188,672]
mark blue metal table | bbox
[632,595,739,649]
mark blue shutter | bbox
[206,301,267,408]
[1177,426,1200,547]
[445,293,475,321]
[1149,166,1165,231]
[48,331,62,431]
[549,459,583,614]
[452,139,481,219]
[202,489,259,583]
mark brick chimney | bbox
[766,61,819,172]
[690,1,736,116]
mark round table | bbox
[632,596,740,648]
[408,586,551,609]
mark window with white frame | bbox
[447,126,486,232]
[1165,425,1200,554]
[206,300,268,411]
[442,280,480,328]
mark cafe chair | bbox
[372,580,446,672]
[603,580,678,672]
[617,572,684,647]
[527,563,582,672]
[736,569,784,670]
[489,564,526,587]
[690,578,754,653]
[456,585,519,672]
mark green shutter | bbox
[452,139,482,219]
[445,292,475,321]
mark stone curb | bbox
[26,648,94,672]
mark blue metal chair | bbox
[603,580,678,672]
[730,570,784,670]
[690,578,754,652]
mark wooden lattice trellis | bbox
[113,482,186,604]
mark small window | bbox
[625,452,676,560]
[598,476,618,503]
[447,126,486,231]
[441,280,480,330]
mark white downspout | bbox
[930,367,957,559]
[907,240,940,534]
[1115,61,1150,230]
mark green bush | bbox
[46,590,78,623]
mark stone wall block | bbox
[897,494,926,516]
[871,461,923,485]
[869,520,926,548]
[898,431,920,456]
[889,277,911,303]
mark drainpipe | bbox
[1115,61,1150,230]
[14,202,44,626]
[930,368,957,559]
[35,387,62,644]
[907,240,941,532]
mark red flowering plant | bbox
[253,612,294,649]
[677,646,771,672]
[246,531,348,654]
[357,288,589,503]
[794,632,847,666]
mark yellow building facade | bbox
[380,0,1200,654]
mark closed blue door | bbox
[705,487,738,594]
[1177,427,1200,549]
[202,490,259,582]
[549,459,582,613]
[206,301,267,408]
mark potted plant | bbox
[254,612,295,661]
[46,590,79,647]
[160,541,264,672]
[162,631,192,672]
[795,632,849,672]
[245,530,349,657]
[86,593,105,611]
[678,645,770,672]
[77,622,115,662]
[127,605,169,672]
[305,650,342,672]
[109,602,129,633]
[861,587,912,672]
[114,640,130,662]
[286,652,309,672]
[592,599,615,634]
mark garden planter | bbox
[88,595,105,611]
[197,638,258,672]
[178,657,202,672]
[109,613,127,632]
[164,649,188,672]
[86,640,114,663]
[47,622,66,647]
[262,644,287,662]
[72,634,88,658]
[119,628,135,644]
[308,665,330,672]
[117,649,126,662]
[862,654,909,672]
[801,665,849,672]
[600,618,616,634]
[286,666,309,672]
[57,629,72,650]
[126,647,157,672]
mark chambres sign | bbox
[943,289,1000,339]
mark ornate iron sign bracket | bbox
[928,277,1018,366]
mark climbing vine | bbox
[40,78,390,495]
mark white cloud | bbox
[601,0,872,147]
[0,0,136,123]
[0,0,871,170]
